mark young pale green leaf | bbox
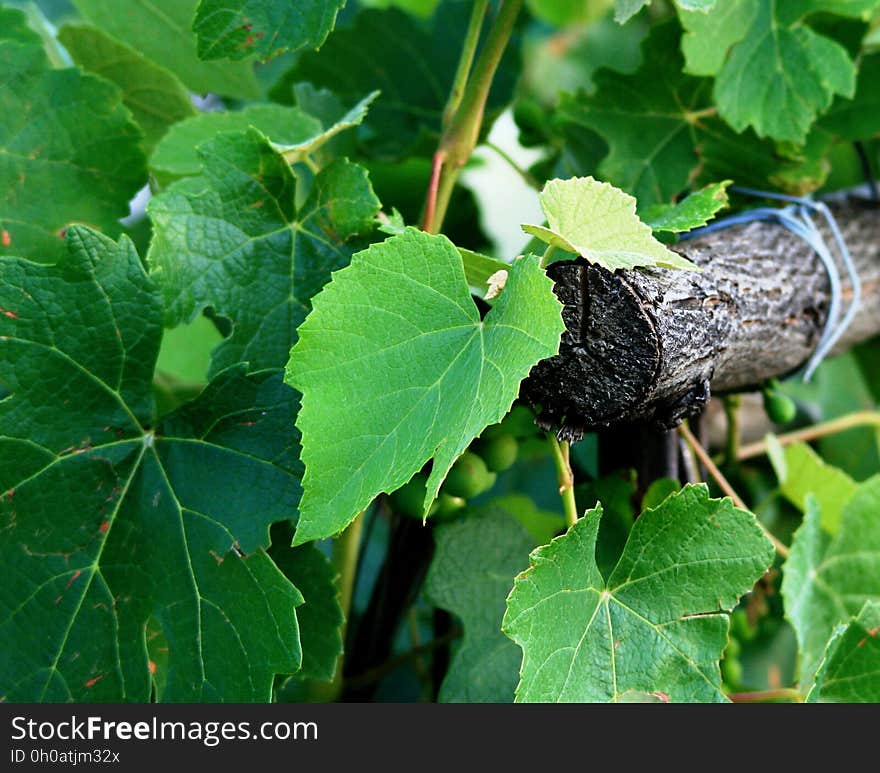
[57,24,196,154]
[709,0,876,143]
[641,180,731,233]
[149,104,322,182]
[614,0,650,22]
[268,525,343,682]
[0,227,306,701]
[555,23,711,207]
[0,18,146,262]
[148,128,381,375]
[285,228,565,545]
[522,177,699,271]
[193,0,345,61]
[617,0,717,23]
[425,503,539,702]
[502,484,775,702]
[768,441,857,534]
[272,91,379,165]
[72,0,259,98]
[286,5,518,158]
[807,601,880,703]
[782,485,880,688]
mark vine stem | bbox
[483,140,541,190]
[678,423,790,560]
[442,0,488,129]
[423,0,524,233]
[312,511,365,701]
[723,394,741,466]
[737,410,880,461]
[547,432,578,528]
[728,687,803,703]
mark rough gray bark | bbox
[522,201,880,440]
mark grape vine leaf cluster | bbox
[148,128,381,375]
[555,11,879,205]
[522,177,699,270]
[708,0,880,143]
[0,228,307,701]
[193,0,346,61]
[782,482,880,690]
[285,228,565,545]
[0,9,146,261]
[503,485,775,702]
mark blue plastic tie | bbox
[681,187,861,382]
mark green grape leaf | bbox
[72,0,259,99]
[711,0,872,143]
[286,5,518,158]
[819,53,880,141]
[502,484,775,702]
[0,22,146,262]
[555,23,711,207]
[148,128,381,375]
[0,227,304,701]
[272,91,379,165]
[193,0,346,61]
[268,525,343,682]
[57,24,196,154]
[782,485,880,688]
[807,601,880,703]
[373,208,509,299]
[149,104,322,183]
[285,228,564,545]
[424,503,537,702]
[678,0,758,75]
[641,180,731,233]
[768,440,857,534]
[522,177,699,271]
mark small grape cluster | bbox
[388,405,539,520]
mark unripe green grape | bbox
[762,383,797,424]
[474,433,519,472]
[730,608,757,642]
[721,656,743,687]
[432,493,466,521]
[443,451,496,499]
[389,474,429,519]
